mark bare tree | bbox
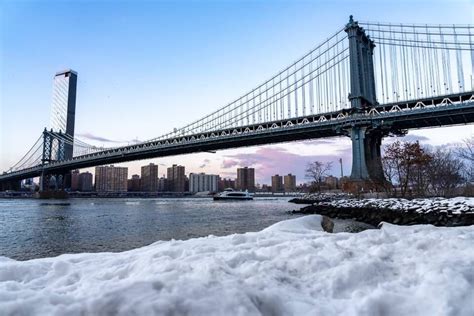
[305,161,333,192]
[456,136,474,183]
[427,148,464,197]
[382,141,432,197]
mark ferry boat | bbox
[213,188,253,201]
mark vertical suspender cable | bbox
[454,25,465,92]
[309,59,314,114]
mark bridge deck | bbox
[1,92,473,183]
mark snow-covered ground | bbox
[302,195,474,214]
[1,215,473,315]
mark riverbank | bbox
[291,196,474,227]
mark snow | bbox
[309,196,474,214]
[1,215,473,315]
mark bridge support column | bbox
[349,126,385,181]
[345,125,387,193]
[343,16,387,194]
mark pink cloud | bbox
[221,159,240,169]
[222,144,352,184]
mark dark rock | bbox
[321,216,334,233]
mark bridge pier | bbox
[346,126,387,193]
[38,171,69,199]
[344,16,388,193]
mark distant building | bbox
[260,184,271,192]
[140,163,158,191]
[218,177,236,191]
[71,170,92,191]
[127,174,141,192]
[271,174,283,193]
[71,170,80,191]
[325,175,338,190]
[95,165,128,192]
[236,167,255,192]
[158,177,168,192]
[284,174,297,192]
[167,164,185,192]
[184,175,189,192]
[189,173,219,193]
[78,172,93,191]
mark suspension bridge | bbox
[1,16,473,192]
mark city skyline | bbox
[1,0,472,185]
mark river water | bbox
[0,197,373,260]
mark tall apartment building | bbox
[95,165,128,192]
[140,163,158,191]
[167,164,186,192]
[127,174,141,192]
[71,170,93,191]
[236,167,255,192]
[284,174,297,192]
[271,174,283,193]
[189,173,219,193]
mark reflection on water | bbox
[0,197,373,260]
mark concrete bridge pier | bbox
[346,126,387,193]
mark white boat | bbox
[213,188,253,200]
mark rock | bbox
[291,197,474,227]
[321,216,334,233]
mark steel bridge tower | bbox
[345,16,386,188]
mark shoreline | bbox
[290,196,474,227]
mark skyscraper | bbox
[167,164,185,192]
[50,69,77,160]
[189,173,219,193]
[95,165,128,192]
[271,174,283,193]
[284,174,297,192]
[140,163,158,191]
[236,167,255,192]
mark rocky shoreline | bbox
[290,196,474,227]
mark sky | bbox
[1,0,473,185]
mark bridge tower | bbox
[345,16,385,189]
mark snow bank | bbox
[1,215,473,315]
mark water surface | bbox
[0,197,372,260]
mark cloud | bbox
[221,159,240,169]
[199,159,211,168]
[222,145,351,184]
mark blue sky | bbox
[1,0,473,184]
